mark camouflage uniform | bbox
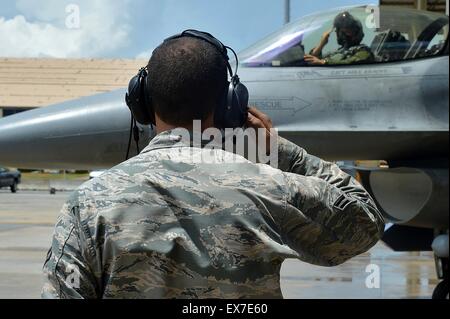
[323,44,374,65]
[42,129,384,299]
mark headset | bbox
[125,29,249,131]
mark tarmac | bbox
[0,189,438,299]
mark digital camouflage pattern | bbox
[323,44,375,65]
[42,130,384,299]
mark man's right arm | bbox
[310,28,333,57]
[277,137,385,266]
[245,107,384,266]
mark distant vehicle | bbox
[0,167,21,193]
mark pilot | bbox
[42,30,384,298]
[305,11,374,65]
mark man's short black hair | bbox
[147,36,228,126]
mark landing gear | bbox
[432,234,449,300]
[432,278,448,299]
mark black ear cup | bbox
[125,68,155,125]
[214,77,248,129]
[126,30,249,128]
[231,81,249,126]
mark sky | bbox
[0,0,374,59]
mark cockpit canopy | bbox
[240,5,449,67]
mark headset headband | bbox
[163,29,238,77]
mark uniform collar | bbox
[141,128,223,154]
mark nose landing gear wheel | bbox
[432,279,449,299]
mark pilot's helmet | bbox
[333,11,364,48]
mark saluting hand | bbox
[320,28,333,46]
[246,107,276,154]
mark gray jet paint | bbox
[0,56,447,169]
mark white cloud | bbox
[15,0,66,23]
[135,48,154,60]
[0,0,132,58]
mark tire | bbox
[432,279,449,299]
[10,181,17,193]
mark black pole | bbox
[284,0,290,24]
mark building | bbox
[380,0,448,13]
[0,58,146,118]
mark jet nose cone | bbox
[0,89,152,170]
[0,112,33,167]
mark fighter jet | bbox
[0,5,448,297]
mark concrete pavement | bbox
[0,190,438,299]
